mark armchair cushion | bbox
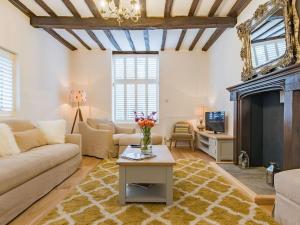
[87,118,110,129]
[98,122,115,133]
[171,133,193,140]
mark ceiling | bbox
[10,0,251,52]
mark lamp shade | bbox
[70,90,87,104]
[195,105,207,119]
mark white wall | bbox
[208,0,269,135]
[0,1,70,123]
[69,49,210,136]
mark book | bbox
[120,152,156,160]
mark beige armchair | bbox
[78,122,114,159]
[170,121,194,151]
[78,118,136,159]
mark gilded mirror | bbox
[237,0,299,81]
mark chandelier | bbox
[99,0,141,24]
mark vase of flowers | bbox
[134,112,157,155]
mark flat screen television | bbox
[205,111,225,133]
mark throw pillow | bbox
[0,124,20,157]
[174,124,190,133]
[14,128,48,152]
[37,120,66,144]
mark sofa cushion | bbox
[14,128,47,152]
[87,118,110,129]
[118,133,163,146]
[1,120,35,132]
[274,169,300,204]
[0,143,79,195]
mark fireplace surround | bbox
[227,64,300,171]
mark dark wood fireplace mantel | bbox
[227,64,300,170]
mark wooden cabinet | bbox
[195,131,234,162]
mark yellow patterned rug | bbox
[38,159,278,225]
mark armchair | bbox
[78,122,114,159]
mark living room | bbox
[0,0,299,224]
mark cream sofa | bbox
[0,120,82,225]
[274,169,300,225]
[79,118,163,158]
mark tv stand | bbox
[195,131,234,162]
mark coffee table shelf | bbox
[126,184,166,203]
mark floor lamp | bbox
[70,90,86,134]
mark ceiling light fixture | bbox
[99,0,141,25]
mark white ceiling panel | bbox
[110,30,132,51]
[181,29,199,50]
[69,0,94,17]
[165,29,181,50]
[146,0,165,17]
[172,0,194,16]
[44,0,73,16]
[53,29,82,48]
[18,0,49,16]
[129,30,146,51]
[149,29,163,51]
[92,30,117,50]
[195,0,215,16]
[194,28,216,49]
[215,0,236,16]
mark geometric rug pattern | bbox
[38,159,278,225]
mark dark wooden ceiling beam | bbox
[143,30,150,51]
[124,30,136,51]
[161,0,174,51]
[176,0,201,51]
[175,29,187,51]
[61,0,81,17]
[227,0,252,17]
[66,29,91,50]
[35,0,57,17]
[208,0,223,17]
[85,0,101,18]
[161,30,167,51]
[31,16,237,30]
[86,30,106,50]
[202,28,226,51]
[8,0,36,17]
[164,0,173,17]
[104,30,121,51]
[188,0,200,16]
[140,0,147,17]
[44,28,77,51]
[188,0,222,51]
[189,29,205,50]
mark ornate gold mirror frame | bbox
[237,0,300,81]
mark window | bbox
[112,55,159,123]
[0,48,16,115]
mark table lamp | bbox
[70,89,86,133]
[196,105,207,131]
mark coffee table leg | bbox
[166,167,173,205]
[119,166,126,205]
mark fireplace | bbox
[228,65,300,171]
[241,91,284,169]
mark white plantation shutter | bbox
[0,49,15,114]
[113,55,159,122]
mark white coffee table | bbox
[116,145,176,205]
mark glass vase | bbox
[141,131,152,155]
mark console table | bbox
[195,131,234,162]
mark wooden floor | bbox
[9,147,271,225]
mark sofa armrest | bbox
[115,125,136,134]
[65,134,82,153]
